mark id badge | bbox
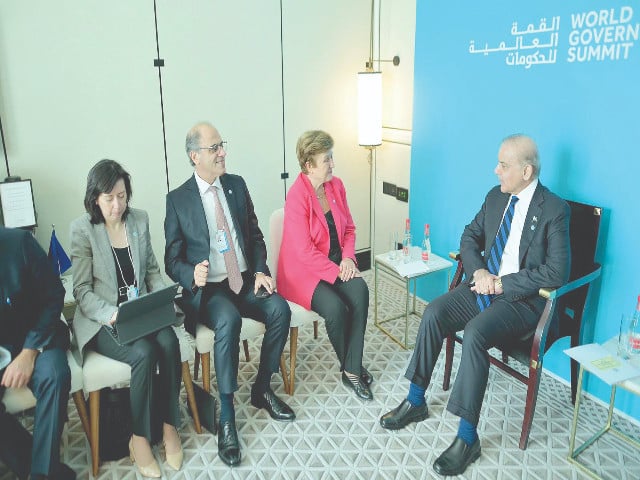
[126,285,139,300]
[216,229,230,253]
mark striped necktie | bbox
[476,195,519,311]
[212,186,243,294]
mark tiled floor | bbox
[2,272,639,479]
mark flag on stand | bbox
[48,227,71,275]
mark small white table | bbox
[566,338,640,479]
[374,249,452,349]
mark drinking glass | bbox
[618,314,631,358]
[388,232,398,261]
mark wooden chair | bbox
[2,316,90,441]
[442,200,602,449]
[77,325,202,476]
[269,208,323,395]
[176,298,289,394]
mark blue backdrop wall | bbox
[410,0,639,420]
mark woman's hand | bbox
[108,311,118,326]
[339,258,360,282]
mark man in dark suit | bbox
[380,134,570,476]
[164,121,293,467]
[0,226,74,480]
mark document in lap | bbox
[106,283,179,345]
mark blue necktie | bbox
[476,195,519,311]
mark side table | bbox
[374,249,452,349]
[566,338,640,479]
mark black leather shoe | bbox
[217,420,241,467]
[380,399,428,430]
[251,388,296,421]
[360,366,374,386]
[433,437,481,476]
[342,372,373,400]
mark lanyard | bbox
[111,224,137,288]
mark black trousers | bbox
[405,283,539,426]
[0,347,71,477]
[311,277,369,375]
[93,325,181,440]
[198,271,291,394]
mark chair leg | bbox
[89,390,101,477]
[442,336,454,391]
[279,354,290,395]
[520,364,544,450]
[194,350,201,380]
[289,327,299,396]
[202,352,211,393]
[181,361,202,434]
[313,320,318,339]
[72,390,91,441]
[243,340,250,361]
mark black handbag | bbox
[190,383,217,434]
[98,387,132,460]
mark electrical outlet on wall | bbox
[382,181,397,196]
[396,187,409,202]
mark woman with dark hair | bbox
[70,159,182,477]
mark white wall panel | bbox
[0,1,166,264]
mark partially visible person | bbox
[164,122,293,467]
[379,134,570,476]
[0,226,75,480]
[71,159,182,478]
[277,130,372,400]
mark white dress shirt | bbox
[194,173,249,282]
[498,178,538,276]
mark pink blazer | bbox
[277,173,357,309]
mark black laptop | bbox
[106,283,179,345]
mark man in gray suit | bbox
[164,122,293,467]
[380,134,570,476]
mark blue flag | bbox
[48,228,71,275]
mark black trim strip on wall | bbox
[153,0,170,193]
[0,111,9,178]
[279,0,288,200]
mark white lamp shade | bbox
[357,71,382,147]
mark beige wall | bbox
[373,0,416,256]
[0,1,389,274]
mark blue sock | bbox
[457,417,478,445]
[219,393,235,424]
[407,382,426,406]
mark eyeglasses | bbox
[198,141,227,153]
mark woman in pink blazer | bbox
[277,130,372,400]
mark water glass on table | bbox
[618,314,631,358]
[388,232,399,261]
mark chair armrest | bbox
[449,251,461,261]
[538,263,602,300]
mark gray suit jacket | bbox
[70,208,165,362]
[460,183,571,314]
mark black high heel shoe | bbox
[342,372,373,400]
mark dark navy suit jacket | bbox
[164,174,269,333]
[0,227,68,356]
[460,183,571,317]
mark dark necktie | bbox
[476,195,519,311]
[211,186,243,294]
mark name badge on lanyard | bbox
[216,229,230,253]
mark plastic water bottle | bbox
[421,223,431,263]
[402,218,411,263]
[628,295,640,356]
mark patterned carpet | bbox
[2,271,639,479]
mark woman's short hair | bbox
[296,130,334,174]
[84,159,132,224]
